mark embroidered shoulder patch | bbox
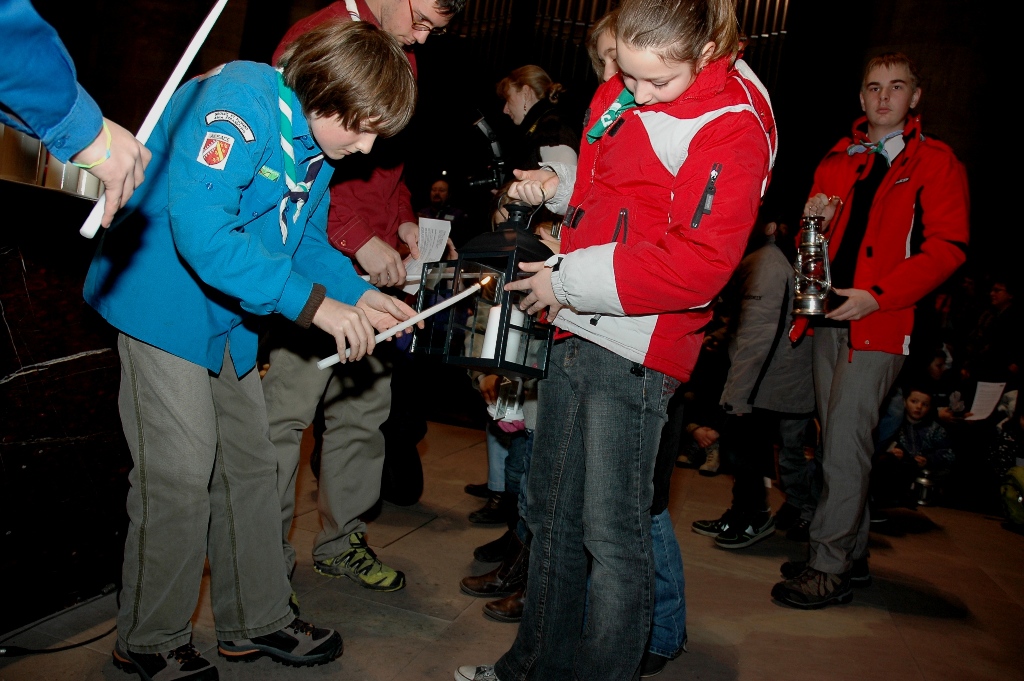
[205,110,255,142]
[258,165,280,181]
[197,132,234,170]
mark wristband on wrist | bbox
[71,121,112,170]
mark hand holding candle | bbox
[317,276,491,370]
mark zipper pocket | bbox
[611,208,629,244]
[690,162,722,229]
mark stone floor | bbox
[1,421,1022,681]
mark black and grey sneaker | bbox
[691,508,736,537]
[780,556,871,587]
[715,510,775,549]
[771,567,853,609]
[217,618,342,667]
[112,640,219,681]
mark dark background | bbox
[1,0,1013,636]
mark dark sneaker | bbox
[112,640,219,681]
[474,529,514,563]
[691,508,736,537]
[218,618,342,667]
[314,532,406,591]
[639,651,670,677]
[715,511,775,549]
[464,482,492,498]
[785,517,811,542]
[780,556,871,587]
[468,492,507,525]
[771,568,853,609]
[773,502,801,531]
[455,665,500,681]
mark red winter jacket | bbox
[273,0,418,260]
[809,114,969,355]
[549,57,777,382]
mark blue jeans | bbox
[506,428,534,542]
[486,423,509,492]
[496,338,677,681]
[649,509,687,658]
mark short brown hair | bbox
[496,65,565,105]
[616,0,739,67]
[586,9,619,78]
[862,52,922,92]
[279,21,416,138]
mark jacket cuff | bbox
[295,283,327,329]
[545,254,569,305]
[327,213,375,256]
[538,162,576,216]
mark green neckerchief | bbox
[586,87,637,144]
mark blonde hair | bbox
[496,65,565,105]
[279,21,416,138]
[615,0,739,67]
[862,52,922,92]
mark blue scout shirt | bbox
[0,0,104,161]
[83,61,372,375]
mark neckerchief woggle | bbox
[846,129,904,165]
[276,70,324,244]
[586,87,637,144]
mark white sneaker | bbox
[456,665,499,681]
[698,443,720,477]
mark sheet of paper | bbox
[403,217,451,294]
[965,381,1006,421]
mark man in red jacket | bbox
[261,0,465,605]
[771,52,969,609]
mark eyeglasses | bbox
[408,0,448,35]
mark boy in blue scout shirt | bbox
[82,21,418,681]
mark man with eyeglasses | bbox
[263,0,466,609]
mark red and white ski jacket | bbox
[549,57,777,382]
[809,114,969,355]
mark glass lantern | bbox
[410,202,555,381]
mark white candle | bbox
[80,0,231,238]
[504,307,526,362]
[480,304,502,359]
[317,278,489,370]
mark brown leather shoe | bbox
[483,585,524,623]
[468,492,507,525]
[460,535,528,598]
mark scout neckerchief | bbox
[276,70,324,244]
[846,129,904,166]
[585,87,637,144]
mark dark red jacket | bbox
[810,114,969,355]
[273,0,418,261]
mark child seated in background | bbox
[871,381,954,508]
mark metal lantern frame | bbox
[410,212,555,381]
[792,214,832,316]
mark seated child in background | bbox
[872,381,954,508]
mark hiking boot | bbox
[455,665,500,681]
[691,508,736,537]
[218,618,342,666]
[469,492,508,525]
[288,589,300,617]
[474,529,514,563]
[715,510,775,549]
[698,443,721,476]
[785,517,811,542]
[772,502,801,531]
[780,556,871,587]
[771,567,853,609]
[112,641,218,681]
[313,532,406,592]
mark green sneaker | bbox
[313,532,406,592]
